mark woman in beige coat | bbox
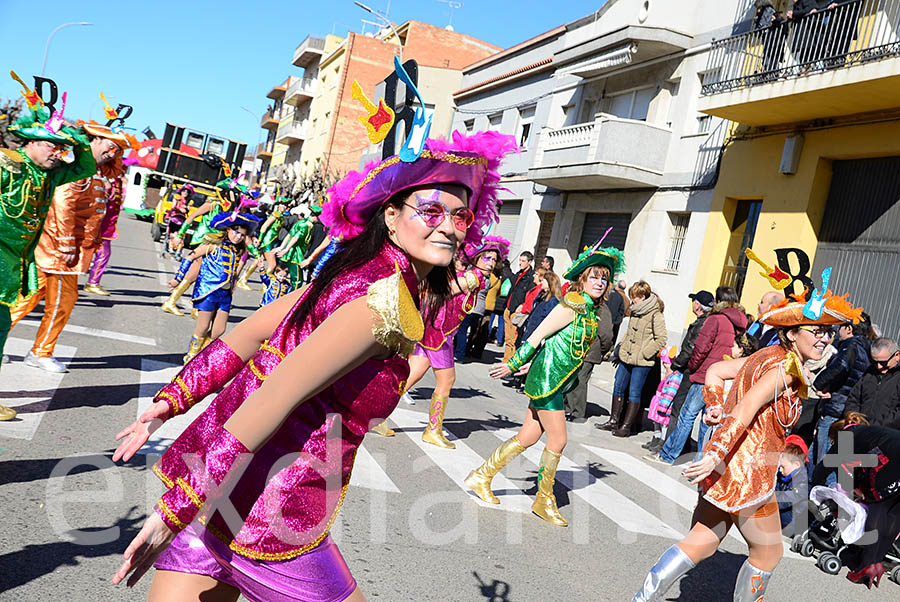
[598,280,666,437]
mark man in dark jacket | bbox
[811,316,872,462]
[502,251,534,363]
[844,337,900,429]
[648,288,747,465]
[564,301,615,422]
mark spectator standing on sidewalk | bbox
[503,251,534,363]
[599,280,667,438]
[612,279,631,342]
[605,279,626,345]
[810,314,873,463]
[747,290,784,347]
[843,337,900,429]
[493,259,513,345]
[646,285,747,464]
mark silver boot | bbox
[733,560,772,602]
[633,545,695,602]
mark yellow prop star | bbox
[10,70,43,111]
[351,80,395,145]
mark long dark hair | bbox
[290,194,455,329]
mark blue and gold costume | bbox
[259,272,293,307]
[192,241,241,313]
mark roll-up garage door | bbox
[495,200,522,248]
[579,212,631,251]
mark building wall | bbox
[692,118,900,320]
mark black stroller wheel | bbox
[791,533,806,553]
[890,565,900,584]
[818,552,842,575]
[801,539,816,557]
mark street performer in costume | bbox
[275,205,320,289]
[371,234,506,444]
[0,75,95,420]
[466,244,621,526]
[632,274,863,602]
[181,211,260,363]
[7,120,126,374]
[85,157,135,295]
[256,198,287,274]
[162,176,242,316]
[110,127,517,600]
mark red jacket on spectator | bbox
[688,302,748,385]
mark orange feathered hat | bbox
[760,289,863,327]
[80,121,139,150]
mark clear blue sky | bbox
[1,0,606,149]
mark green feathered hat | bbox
[308,204,322,215]
[563,245,626,282]
[7,71,83,146]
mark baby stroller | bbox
[792,486,900,584]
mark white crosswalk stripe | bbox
[349,446,400,493]
[0,337,76,441]
[491,429,682,539]
[386,408,535,513]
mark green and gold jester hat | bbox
[7,70,82,146]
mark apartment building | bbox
[695,0,900,339]
[452,0,744,339]
[258,22,498,191]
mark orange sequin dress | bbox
[701,345,802,513]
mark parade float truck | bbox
[122,122,246,243]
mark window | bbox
[720,199,763,295]
[665,213,690,271]
[561,103,576,126]
[463,119,474,134]
[517,106,535,149]
[133,172,142,185]
[605,87,654,121]
[579,99,597,124]
[488,113,502,131]
[696,114,712,135]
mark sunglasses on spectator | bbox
[797,325,834,339]
[404,202,475,231]
[873,351,899,367]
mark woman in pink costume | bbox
[372,235,509,447]
[110,130,516,602]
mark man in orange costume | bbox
[8,124,127,373]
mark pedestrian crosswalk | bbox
[128,359,804,556]
[0,337,77,440]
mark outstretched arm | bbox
[491,304,575,378]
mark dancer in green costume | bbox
[0,77,96,420]
[256,198,287,274]
[465,245,624,526]
[275,205,320,288]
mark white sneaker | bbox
[401,392,415,405]
[24,352,68,373]
[1,354,9,364]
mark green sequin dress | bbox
[522,292,599,411]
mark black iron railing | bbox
[702,0,900,95]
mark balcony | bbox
[699,0,900,126]
[275,120,308,145]
[292,35,326,68]
[554,24,692,79]
[528,115,671,190]
[266,79,288,100]
[285,77,318,106]
[261,109,279,130]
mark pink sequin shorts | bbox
[412,340,454,370]
[154,523,356,601]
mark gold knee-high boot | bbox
[161,278,192,316]
[422,393,454,448]
[235,262,256,291]
[371,420,395,437]
[465,436,526,504]
[183,335,204,363]
[532,448,567,526]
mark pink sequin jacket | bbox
[418,268,487,350]
[153,243,419,561]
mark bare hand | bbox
[275,248,286,257]
[515,362,531,376]
[704,407,723,426]
[172,237,184,251]
[299,259,310,269]
[818,391,831,399]
[62,251,78,267]
[112,401,170,462]
[682,454,719,485]
[112,511,176,587]
[489,363,512,379]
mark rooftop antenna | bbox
[437,0,463,31]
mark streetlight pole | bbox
[42,22,94,76]
[240,106,268,186]
[353,1,402,63]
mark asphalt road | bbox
[0,215,896,601]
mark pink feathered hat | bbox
[322,130,517,246]
[463,234,511,262]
